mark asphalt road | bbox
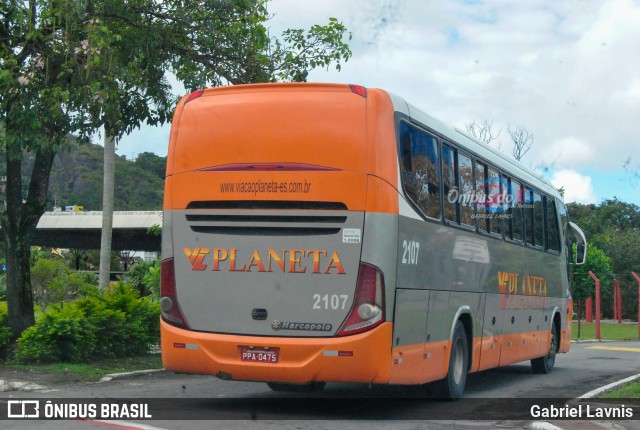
[2,341,640,429]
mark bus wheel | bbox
[436,321,468,400]
[531,323,558,374]
[267,382,326,392]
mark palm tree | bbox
[99,130,115,289]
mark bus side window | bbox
[475,161,488,232]
[545,197,561,252]
[458,152,474,227]
[401,132,412,173]
[508,178,524,242]
[442,145,456,223]
[487,168,502,236]
[398,122,441,219]
[533,192,544,247]
[524,187,535,246]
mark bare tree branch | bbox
[508,124,533,161]
[465,120,502,149]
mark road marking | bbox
[77,420,168,430]
[586,346,640,352]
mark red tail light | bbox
[349,84,367,98]
[160,258,190,329]
[185,89,205,104]
[337,263,385,336]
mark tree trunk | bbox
[2,143,56,338]
[5,232,35,337]
[99,131,116,289]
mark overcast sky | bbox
[115,0,640,205]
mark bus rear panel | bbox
[161,84,399,384]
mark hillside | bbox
[42,141,166,211]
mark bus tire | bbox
[267,382,326,392]
[531,322,558,374]
[436,321,468,400]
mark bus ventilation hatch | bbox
[185,204,349,236]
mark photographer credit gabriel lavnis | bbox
[530,404,633,419]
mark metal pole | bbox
[614,279,618,322]
[589,271,601,340]
[618,279,623,324]
[632,272,640,339]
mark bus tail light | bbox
[185,89,205,104]
[349,84,367,98]
[160,258,191,329]
[337,263,385,336]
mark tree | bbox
[0,0,352,337]
[465,120,535,163]
[569,199,640,321]
[508,124,533,162]
[31,256,97,312]
[571,244,613,337]
[465,120,502,146]
[135,152,166,181]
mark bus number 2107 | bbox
[313,294,349,310]
[402,240,420,265]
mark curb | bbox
[529,372,640,430]
[578,373,640,399]
[571,339,618,344]
[99,368,165,383]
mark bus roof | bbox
[385,90,562,201]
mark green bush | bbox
[102,282,160,355]
[126,259,160,298]
[31,257,99,311]
[0,302,11,356]
[15,306,96,363]
[14,282,160,364]
[73,298,128,359]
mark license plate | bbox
[240,347,279,363]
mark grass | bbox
[4,354,163,382]
[572,322,639,341]
[599,380,640,399]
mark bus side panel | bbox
[559,295,572,353]
[389,289,429,384]
[397,200,567,372]
[388,289,452,385]
[478,293,503,371]
[449,291,484,372]
[424,290,452,382]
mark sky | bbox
[114,0,640,206]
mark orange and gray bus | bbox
[160,83,586,398]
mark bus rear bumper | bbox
[161,320,393,384]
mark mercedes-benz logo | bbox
[271,320,281,331]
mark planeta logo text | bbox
[184,248,346,274]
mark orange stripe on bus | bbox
[388,329,556,385]
[498,330,550,367]
[389,340,450,384]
